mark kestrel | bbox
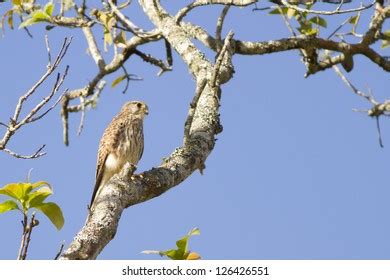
[90,101,149,208]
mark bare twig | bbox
[25,67,69,125]
[18,14,33,38]
[376,116,384,148]
[4,145,46,159]
[45,34,52,66]
[279,0,375,15]
[60,0,65,16]
[164,39,173,67]
[278,5,298,36]
[211,31,235,87]
[332,64,389,147]
[118,66,143,94]
[26,168,34,182]
[77,96,87,136]
[0,37,71,159]
[12,38,71,124]
[17,213,28,260]
[54,241,65,260]
[108,0,160,38]
[333,65,378,104]
[176,0,257,22]
[61,81,106,145]
[29,89,68,123]
[17,213,38,260]
[133,49,172,76]
[82,26,106,70]
[216,5,231,51]
[122,66,131,94]
[20,213,37,260]
[327,17,351,39]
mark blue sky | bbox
[0,1,390,259]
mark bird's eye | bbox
[136,102,142,108]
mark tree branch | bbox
[176,0,257,22]
[0,37,71,159]
[82,26,106,70]
[60,0,234,259]
[277,0,375,16]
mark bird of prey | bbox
[90,101,149,208]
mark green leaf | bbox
[7,9,14,29]
[348,15,358,25]
[0,200,20,214]
[269,7,288,15]
[95,11,116,51]
[168,227,200,260]
[303,28,318,36]
[163,249,185,260]
[19,10,51,28]
[114,30,127,48]
[176,228,200,252]
[381,40,390,49]
[1,9,14,31]
[104,29,113,51]
[111,75,127,88]
[176,235,189,253]
[44,2,54,16]
[0,182,31,202]
[188,227,201,236]
[19,18,35,28]
[31,181,51,190]
[31,10,51,21]
[142,228,200,260]
[381,30,390,48]
[34,202,64,230]
[287,8,296,19]
[309,16,327,28]
[305,2,313,10]
[27,186,52,208]
[298,21,318,36]
[383,30,390,40]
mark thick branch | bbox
[82,27,106,70]
[277,0,375,16]
[108,0,160,38]
[60,0,233,260]
[181,22,390,72]
[176,0,257,22]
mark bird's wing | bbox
[90,115,124,207]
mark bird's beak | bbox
[144,108,149,115]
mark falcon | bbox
[90,101,148,208]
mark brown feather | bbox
[90,101,148,208]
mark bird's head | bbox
[121,101,149,117]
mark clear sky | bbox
[0,0,389,260]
